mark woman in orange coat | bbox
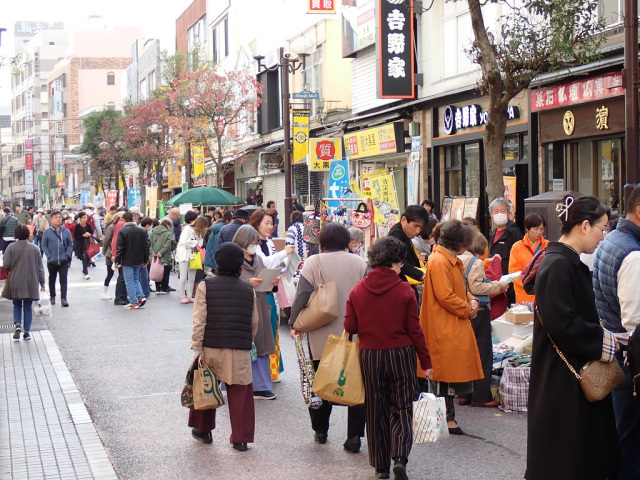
[508,213,548,304]
[419,220,483,435]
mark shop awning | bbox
[529,54,624,88]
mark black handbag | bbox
[628,325,640,397]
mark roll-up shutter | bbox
[262,173,286,235]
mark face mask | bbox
[246,244,258,255]
[493,213,508,226]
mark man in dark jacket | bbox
[387,205,428,284]
[592,184,640,479]
[114,212,150,309]
[488,198,523,306]
[0,207,19,252]
[41,210,73,307]
[218,208,249,244]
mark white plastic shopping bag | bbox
[413,392,449,444]
[34,297,52,317]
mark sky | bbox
[0,0,194,113]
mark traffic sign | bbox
[57,181,66,188]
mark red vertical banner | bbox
[106,190,118,209]
[25,154,33,170]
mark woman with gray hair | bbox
[348,226,364,255]
[488,197,522,306]
[233,225,278,400]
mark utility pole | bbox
[281,55,292,229]
[624,0,639,206]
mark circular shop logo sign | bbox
[443,105,455,135]
[563,111,575,136]
[295,132,308,144]
[316,140,336,160]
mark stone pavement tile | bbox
[0,330,118,479]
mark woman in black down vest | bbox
[190,242,258,452]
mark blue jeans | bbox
[13,300,34,331]
[612,354,640,479]
[138,264,150,297]
[122,265,144,305]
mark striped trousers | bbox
[360,345,418,470]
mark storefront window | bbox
[597,139,621,212]
[464,142,480,198]
[503,136,518,162]
[445,145,462,196]
[577,140,593,195]
[546,142,565,191]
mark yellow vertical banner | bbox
[369,173,400,235]
[192,143,205,178]
[146,186,158,218]
[292,109,310,164]
[168,163,182,189]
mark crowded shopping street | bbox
[2,0,640,478]
[0,254,528,480]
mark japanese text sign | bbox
[344,122,404,159]
[377,0,415,99]
[309,138,341,171]
[530,72,624,112]
[309,0,335,13]
[293,109,310,164]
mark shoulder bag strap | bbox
[535,306,582,380]
[10,243,30,271]
[316,257,327,285]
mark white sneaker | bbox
[100,293,113,300]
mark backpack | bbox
[521,249,546,296]
[463,256,490,306]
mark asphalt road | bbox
[41,259,528,480]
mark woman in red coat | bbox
[345,237,432,480]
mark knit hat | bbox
[215,243,245,272]
[232,208,250,219]
[129,206,141,215]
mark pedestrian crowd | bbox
[2,189,638,480]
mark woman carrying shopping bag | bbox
[175,212,207,304]
[150,219,174,294]
[3,225,46,340]
[190,242,259,452]
[344,237,432,480]
[289,223,368,452]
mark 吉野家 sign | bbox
[442,104,520,135]
[377,0,415,99]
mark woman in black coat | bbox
[73,211,93,280]
[526,195,619,480]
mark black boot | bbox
[392,457,408,480]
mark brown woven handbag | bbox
[536,307,624,402]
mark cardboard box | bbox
[272,238,286,252]
[504,310,534,324]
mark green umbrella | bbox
[164,186,243,207]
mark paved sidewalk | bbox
[0,330,118,480]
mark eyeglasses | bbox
[593,224,609,236]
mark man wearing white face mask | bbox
[488,197,523,307]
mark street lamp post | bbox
[254,52,307,228]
